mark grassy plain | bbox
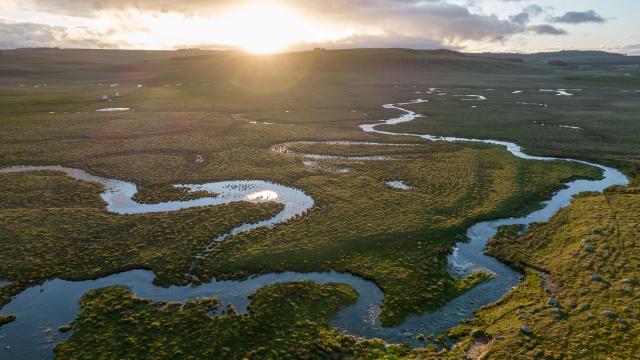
[0,48,638,357]
[383,73,640,176]
[132,184,217,204]
[0,171,283,307]
[53,282,382,359]
[0,132,598,326]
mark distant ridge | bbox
[471,50,640,66]
[169,48,467,61]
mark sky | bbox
[0,0,638,54]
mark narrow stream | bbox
[0,98,629,359]
[0,166,314,247]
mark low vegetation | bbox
[0,171,283,308]
[198,143,599,325]
[448,183,639,359]
[0,86,601,326]
[385,85,640,176]
[131,183,217,204]
[54,282,411,359]
[0,315,15,327]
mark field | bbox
[446,182,640,359]
[53,282,368,359]
[0,48,639,358]
[382,69,640,176]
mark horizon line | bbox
[1,47,636,56]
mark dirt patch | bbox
[466,333,493,360]
[540,272,563,296]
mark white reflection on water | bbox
[96,107,130,112]
[246,190,279,201]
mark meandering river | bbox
[0,97,628,359]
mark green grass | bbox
[0,171,283,308]
[383,84,640,176]
[0,140,597,326]
[132,184,217,204]
[0,314,15,326]
[197,143,599,325]
[447,184,640,359]
[53,282,411,359]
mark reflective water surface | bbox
[0,166,314,245]
[385,181,412,190]
[356,97,628,346]
[95,108,130,112]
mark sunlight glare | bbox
[103,1,355,53]
[217,2,323,54]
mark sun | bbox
[217,3,309,54]
[118,1,353,53]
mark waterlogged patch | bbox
[559,125,583,130]
[539,89,581,96]
[96,108,130,112]
[385,181,412,190]
[454,95,487,101]
[533,121,583,130]
[516,102,548,107]
[302,160,351,174]
[0,270,383,359]
[273,141,419,171]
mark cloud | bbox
[304,1,523,45]
[552,10,606,24]
[21,0,525,49]
[28,0,522,43]
[623,43,640,55]
[509,5,544,25]
[24,0,224,17]
[301,32,446,50]
[0,19,123,48]
[527,24,567,35]
[6,1,612,51]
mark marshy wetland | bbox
[0,48,639,359]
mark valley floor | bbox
[0,48,638,359]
